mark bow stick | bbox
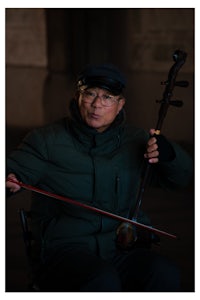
[7,178,177,239]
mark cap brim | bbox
[82,76,124,95]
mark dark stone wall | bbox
[6,8,194,152]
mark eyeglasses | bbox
[80,89,120,107]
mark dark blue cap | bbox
[77,63,126,95]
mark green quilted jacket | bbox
[7,102,193,261]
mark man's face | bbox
[78,87,125,132]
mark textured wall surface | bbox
[6,8,47,67]
[126,9,193,72]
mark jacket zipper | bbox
[114,175,120,210]
[89,136,97,204]
[115,176,120,193]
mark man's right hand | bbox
[6,173,21,193]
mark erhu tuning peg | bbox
[169,100,183,107]
[175,81,189,87]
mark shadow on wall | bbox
[6,126,32,155]
[6,70,75,154]
[42,72,75,125]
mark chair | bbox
[18,209,32,258]
[18,208,160,291]
[18,209,40,291]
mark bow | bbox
[7,178,177,240]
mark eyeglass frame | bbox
[79,87,123,107]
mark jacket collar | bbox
[68,99,125,152]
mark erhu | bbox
[6,50,189,247]
[116,49,189,250]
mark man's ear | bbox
[117,97,125,113]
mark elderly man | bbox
[6,64,193,291]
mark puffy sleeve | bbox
[7,129,49,185]
[152,141,193,189]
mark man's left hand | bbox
[144,129,159,164]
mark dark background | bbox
[6,8,194,292]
